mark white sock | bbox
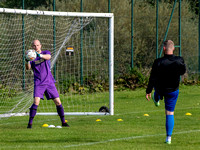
[166,136,171,142]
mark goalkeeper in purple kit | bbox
[146,40,186,144]
[25,39,69,128]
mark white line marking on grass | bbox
[1,129,200,149]
[116,106,200,115]
[63,129,200,148]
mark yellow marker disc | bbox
[96,119,101,122]
[185,113,192,116]
[117,119,123,121]
[42,124,49,127]
[143,114,149,116]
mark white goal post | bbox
[0,8,114,117]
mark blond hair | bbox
[163,40,174,51]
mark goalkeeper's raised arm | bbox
[32,39,51,60]
[25,40,51,70]
[35,50,51,60]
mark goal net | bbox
[0,8,114,118]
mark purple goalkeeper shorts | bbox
[34,84,59,100]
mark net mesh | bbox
[0,11,111,117]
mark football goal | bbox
[0,8,114,118]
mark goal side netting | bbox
[0,8,114,118]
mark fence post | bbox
[53,0,56,80]
[179,0,181,56]
[199,0,200,73]
[80,0,83,85]
[159,0,177,57]
[22,0,25,90]
[131,0,134,68]
[156,0,159,59]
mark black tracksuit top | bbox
[146,54,186,94]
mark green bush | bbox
[115,68,148,91]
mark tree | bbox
[0,0,49,9]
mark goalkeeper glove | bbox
[35,51,43,58]
[25,59,30,64]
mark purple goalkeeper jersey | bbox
[30,50,55,86]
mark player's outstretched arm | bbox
[40,54,51,60]
[36,51,51,60]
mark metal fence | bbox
[9,0,200,80]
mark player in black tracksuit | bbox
[146,40,186,144]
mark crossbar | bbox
[0,8,113,18]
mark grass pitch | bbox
[0,85,200,150]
